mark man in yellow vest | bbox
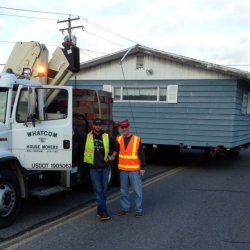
[116,119,146,218]
[84,118,117,221]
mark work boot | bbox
[100,212,110,221]
[117,210,129,216]
[134,212,143,218]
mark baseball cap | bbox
[93,118,103,125]
[119,119,130,127]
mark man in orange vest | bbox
[116,119,146,217]
[84,118,117,221]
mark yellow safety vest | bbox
[84,132,109,164]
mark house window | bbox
[123,87,157,101]
[242,92,250,115]
[136,55,144,69]
[159,88,167,102]
[242,93,247,114]
[111,85,178,103]
[114,87,121,100]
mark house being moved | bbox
[69,44,250,155]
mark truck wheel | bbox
[0,168,21,228]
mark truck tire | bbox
[0,168,21,228]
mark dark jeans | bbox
[90,167,110,214]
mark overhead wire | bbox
[79,50,94,59]
[119,46,138,134]
[0,13,57,20]
[80,49,107,55]
[79,16,138,44]
[0,40,16,44]
[84,30,125,48]
[0,40,108,57]
[0,6,72,16]
[0,6,137,46]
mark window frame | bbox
[15,87,69,123]
[109,85,178,103]
[16,88,29,123]
[136,54,145,70]
[242,91,250,115]
[0,87,8,123]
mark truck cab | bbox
[0,71,75,226]
[0,42,113,228]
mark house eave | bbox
[80,44,250,80]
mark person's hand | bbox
[108,155,115,161]
[140,170,145,176]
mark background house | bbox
[68,44,250,150]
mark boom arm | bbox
[3,42,49,84]
[2,41,80,106]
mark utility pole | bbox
[57,15,83,73]
[57,16,84,45]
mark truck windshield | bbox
[0,88,8,123]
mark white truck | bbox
[0,41,113,227]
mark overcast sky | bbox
[1,0,250,71]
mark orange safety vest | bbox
[117,135,141,171]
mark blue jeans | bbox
[120,170,142,213]
[90,167,110,214]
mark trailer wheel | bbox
[0,168,21,228]
[225,150,240,158]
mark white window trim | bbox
[104,85,178,103]
[247,93,250,114]
[242,93,248,115]
[241,91,250,115]
[167,85,178,103]
[157,87,160,102]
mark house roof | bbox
[80,44,250,80]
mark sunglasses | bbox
[121,126,128,129]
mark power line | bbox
[85,30,125,48]
[79,48,107,55]
[0,40,108,57]
[79,50,94,59]
[79,16,138,44]
[0,40,16,44]
[0,13,57,20]
[0,6,73,16]
[0,12,128,48]
[0,6,137,45]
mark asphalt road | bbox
[2,148,250,250]
[0,161,173,242]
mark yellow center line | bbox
[2,166,185,250]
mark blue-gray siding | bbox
[68,79,250,148]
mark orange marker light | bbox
[37,66,46,77]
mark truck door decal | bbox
[12,86,73,170]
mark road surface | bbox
[2,148,250,250]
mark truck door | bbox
[11,85,73,170]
